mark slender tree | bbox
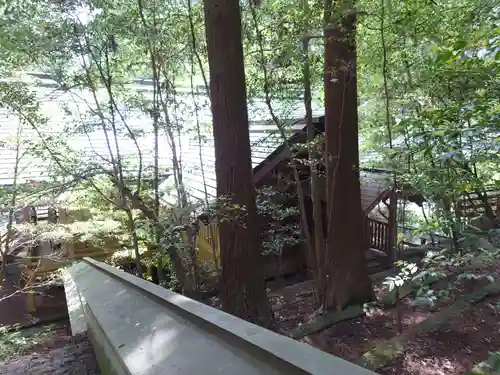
[321,0,374,310]
[1,120,24,286]
[203,0,274,328]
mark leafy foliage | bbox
[256,186,303,256]
[0,0,498,323]
[0,325,54,361]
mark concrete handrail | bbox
[66,257,378,375]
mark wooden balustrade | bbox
[365,217,390,255]
[197,217,393,263]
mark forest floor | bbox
[0,262,99,375]
[269,260,500,375]
[0,321,100,375]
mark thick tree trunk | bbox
[322,2,374,310]
[203,0,275,328]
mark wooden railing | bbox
[365,217,390,255]
[196,217,393,265]
[457,190,500,218]
[20,206,59,224]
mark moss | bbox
[358,341,405,370]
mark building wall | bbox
[0,74,324,207]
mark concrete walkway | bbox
[69,259,379,375]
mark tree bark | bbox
[125,208,143,278]
[203,0,275,328]
[322,1,374,310]
[303,37,325,304]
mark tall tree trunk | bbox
[322,1,373,310]
[203,0,274,328]
[303,37,325,304]
[2,120,24,286]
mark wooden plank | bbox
[361,197,374,212]
[254,146,292,183]
[365,217,390,254]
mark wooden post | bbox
[66,242,75,259]
[47,206,58,224]
[27,286,36,313]
[22,206,30,223]
[58,207,67,224]
[29,206,37,224]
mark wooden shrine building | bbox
[191,116,406,278]
[252,117,398,274]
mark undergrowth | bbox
[0,325,54,361]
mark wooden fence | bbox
[365,217,391,255]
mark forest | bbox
[0,0,499,374]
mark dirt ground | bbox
[270,261,500,375]
[0,262,98,374]
[4,253,499,374]
[378,296,500,375]
[0,323,100,375]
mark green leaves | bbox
[360,0,500,236]
[383,261,419,292]
[383,276,404,292]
